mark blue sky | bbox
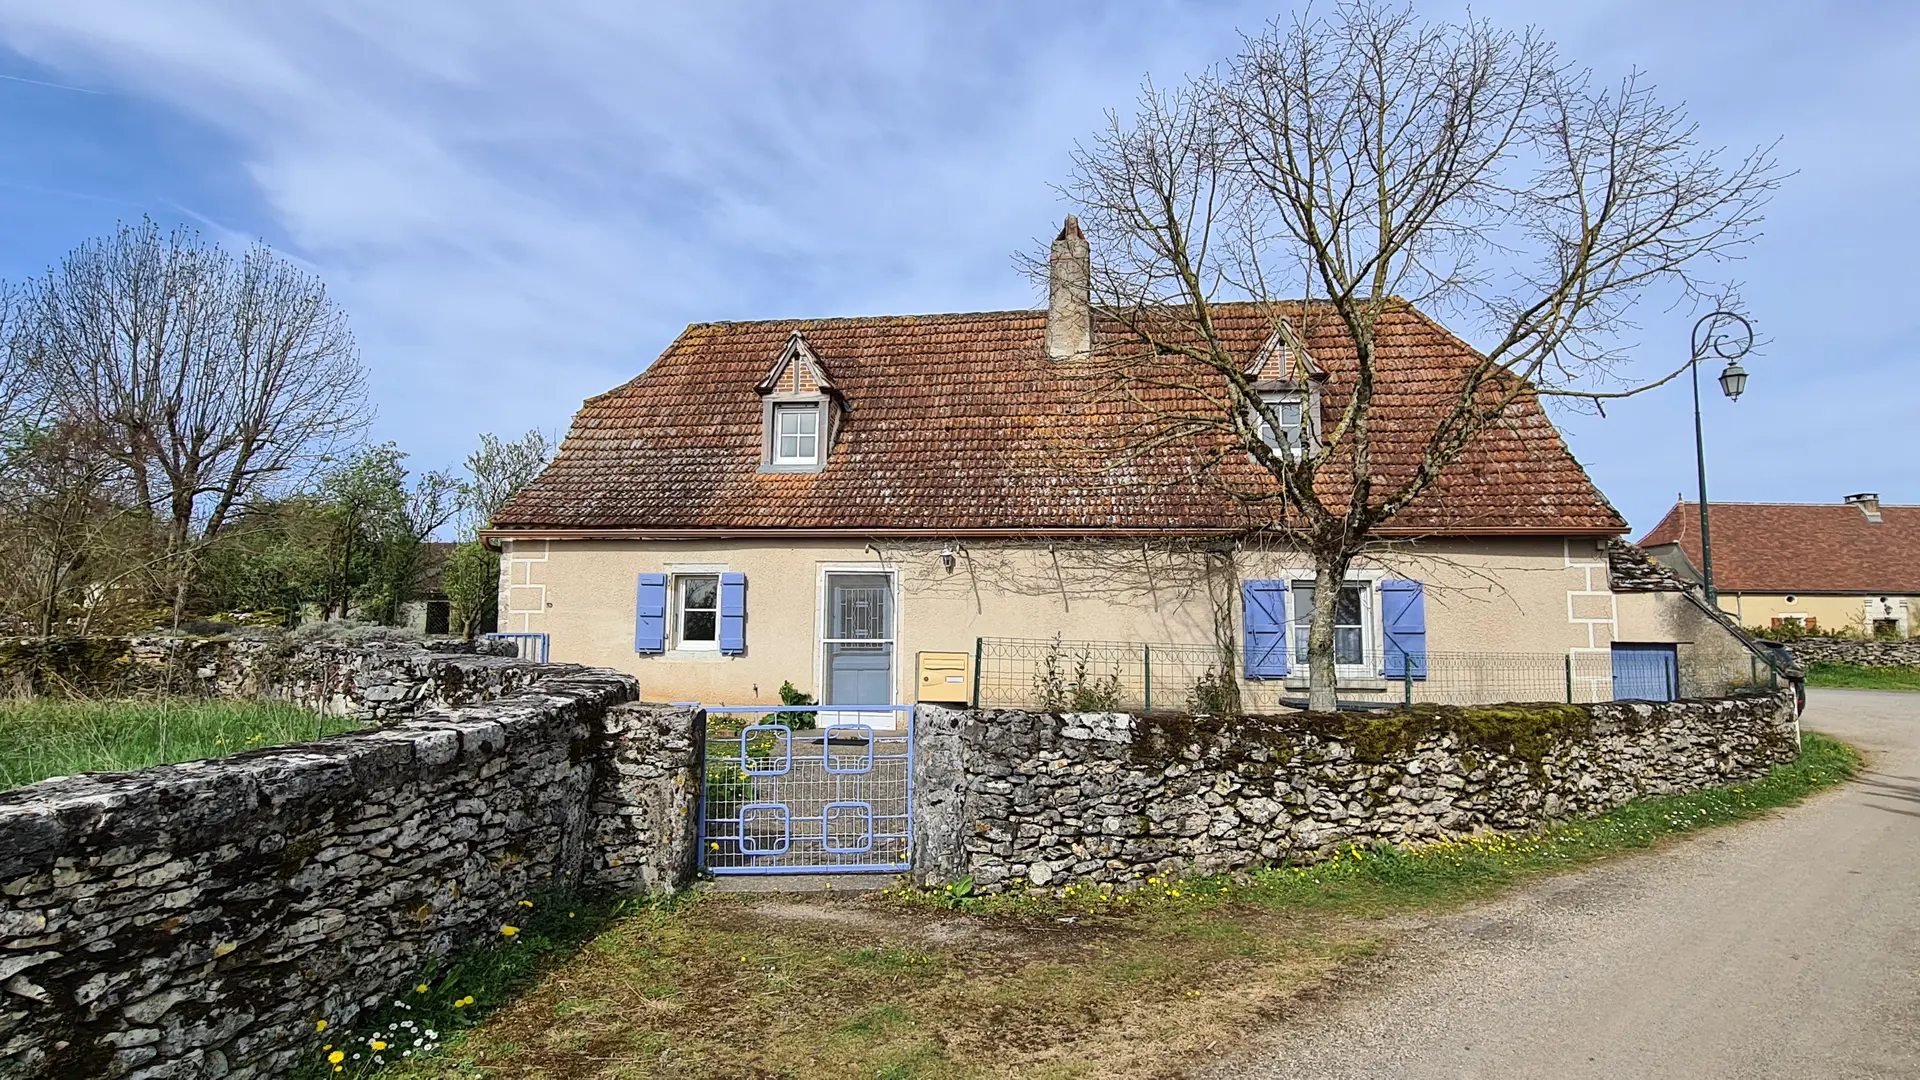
[1,1,1914,536]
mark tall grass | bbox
[0,698,357,791]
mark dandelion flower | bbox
[501,925,519,936]
[328,1051,345,1064]
[518,899,534,908]
[316,1020,329,1033]
[417,983,429,993]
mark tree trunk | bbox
[166,503,194,628]
[1306,554,1351,712]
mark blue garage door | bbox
[1612,643,1679,701]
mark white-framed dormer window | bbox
[675,573,720,650]
[1257,391,1306,457]
[772,403,820,465]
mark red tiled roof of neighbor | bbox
[1639,501,1920,594]
[493,301,1626,536]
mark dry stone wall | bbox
[0,654,704,1080]
[0,634,537,721]
[914,693,1800,892]
[1773,637,1920,668]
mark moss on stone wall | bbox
[1130,701,1597,770]
[0,637,135,696]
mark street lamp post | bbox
[1689,310,1754,609]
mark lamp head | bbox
[1717,360,1748,401]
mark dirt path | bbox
[1215,689,1920,1080]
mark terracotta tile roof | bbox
[1639,501,1920,594]
[494,302,1626,536]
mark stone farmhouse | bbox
[1641,494,1920,637]
[485,220,1776,718]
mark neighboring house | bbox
[398,541,458,637]
[485,219,1769,717]
[298,541,458,636]
[1640,495,1920,637]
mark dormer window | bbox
[1245,321,1325,462]
[1258,391,1305,456]
[773,403,819,465]
[756,330,841,474]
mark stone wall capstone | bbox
[1770,637,1920,668]
[0,652,703,1080]
[914,692,1800,892]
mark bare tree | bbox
[1063,1,1781,708]
[444,430,555,638]
[460,429,554,535]
[0,422,150,635]
[15,219,371,623]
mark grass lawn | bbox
[1805,662,1920,691]
[0,698,356,791]
[316,732,1857,1080]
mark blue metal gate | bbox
[1611,643,1679,701]
[482,632,550,663]
[700,705,913,875]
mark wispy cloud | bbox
[0,0,1916,529]
[0,70,103,93]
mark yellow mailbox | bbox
[916,651,972,705]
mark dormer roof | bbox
[755,331,839,397]
[1245,319,1327,386]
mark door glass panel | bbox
[824,574,892,707]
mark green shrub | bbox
[772,680,816,730]
[1035,634,1126,711]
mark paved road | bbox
[1222,689,1920,1080]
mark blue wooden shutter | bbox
[634,573,667,654]
[1242,580,1290,679]
[718,572,747,655]
[1381,580,1427,679]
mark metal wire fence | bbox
[971,636,1775,712]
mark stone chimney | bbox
[1046,215,1091,361]
[1845,492,1883,522]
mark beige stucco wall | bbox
[1615,591,1778,696]
[498,534,1628,712]
[1715,593,1916,637]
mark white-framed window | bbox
[1290,579,1372,668]
[1257,391,1305,456]
[675,573,720,650]
[773,403,819,465]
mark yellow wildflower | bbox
[501,925,519,936]
[417,983,429,993]
[518,899,534,908]
[315,1020,329,1033]
[371,1040,387,1051]
[328,1050,345,1064]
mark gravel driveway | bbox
[1217,689,1920,1080]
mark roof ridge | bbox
[1664,500,1917,509]
[680,299,1356,331]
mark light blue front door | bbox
[823,573,894,716]
[1612,643,1679,701]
